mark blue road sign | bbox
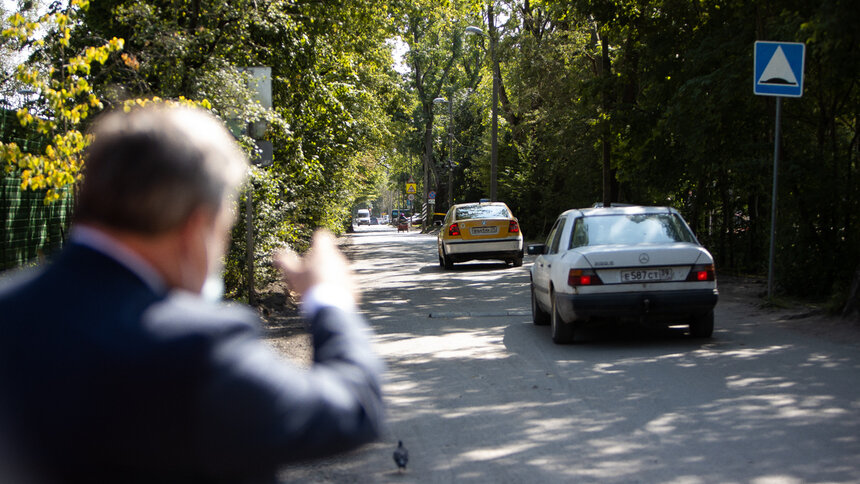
[754,41,805,97]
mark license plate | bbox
[470,226,499,235]
[620,268,673,282]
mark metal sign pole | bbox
[767,97,782,299]
[239,66,270,307]
[754,41,803,299]
[245,189,255,306]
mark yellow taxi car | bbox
[437,201,524,269]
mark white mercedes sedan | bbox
[528,206,718,343]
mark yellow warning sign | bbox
[405,183,417,194]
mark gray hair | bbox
[77,106,248,234]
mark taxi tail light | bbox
[449,223,461,237]
[568,269,603,287]
[686,264,715,282]
[508,220,520,234]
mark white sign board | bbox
[243,66,272,108]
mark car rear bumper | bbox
[555,288,718,323]
[443,239,523,261]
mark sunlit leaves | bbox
[1,0,124,203]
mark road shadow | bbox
[277,232,860,483]
[418,261,514,274]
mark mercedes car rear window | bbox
[569,213,697,248]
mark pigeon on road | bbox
[393,440,408,472]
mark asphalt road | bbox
[279,225,860,483]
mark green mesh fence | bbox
[1,107,48,154]
[0,177,73,270]
[1,108,73,271]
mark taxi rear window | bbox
[455,205,510,220]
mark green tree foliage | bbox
[392,0,484,214]
[5,0,856,302]
[446,0,858,299]
[67,0,402,296]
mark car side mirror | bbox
[527,244,547,255]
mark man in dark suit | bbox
[0,106,385,483]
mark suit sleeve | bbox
[190,305,385,477]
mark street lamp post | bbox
[433,97,455,209]
[465,22,498,202]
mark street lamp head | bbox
[465,26,486,36]
[433,97,449,104]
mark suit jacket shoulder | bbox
[142,291,261,341]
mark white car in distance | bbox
[528,206,718,344]
[355,209,371,226]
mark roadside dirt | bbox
[256,282,313,366]
[717,274,860,345]
[256,273,860,362]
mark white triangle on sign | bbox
[758,46,798,86]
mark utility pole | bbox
[488,2,498,202]
[600,35,611,208]
[435,96,455,210]
[447,95,454,209]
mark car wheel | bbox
[441,247,454,269]
[689,309,714,338]
[513,256,523,267]
[531,284,549,326]
[550,291,574,344]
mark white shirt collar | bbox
[70,225,167,294]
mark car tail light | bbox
[449,223,461,237]
[568,269,603,287]
[508,220,520,234]
[686,264,715,282]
